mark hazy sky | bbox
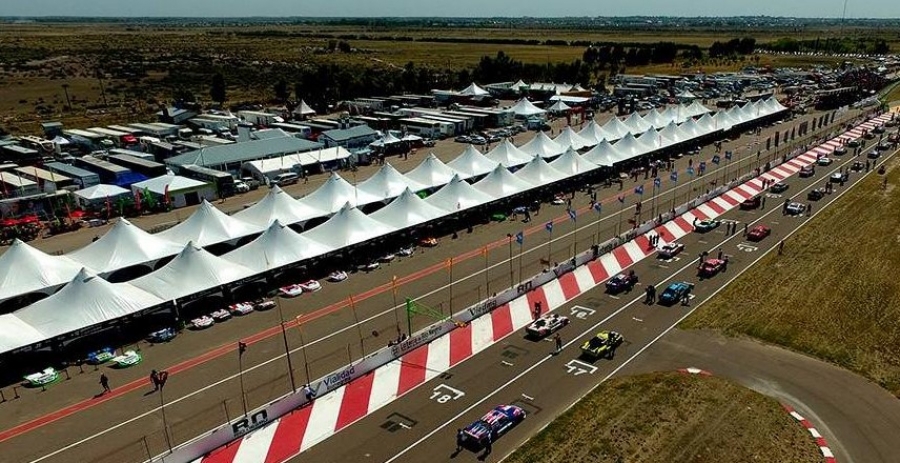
[3,0,897,19]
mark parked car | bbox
[831,172,848,183]
[850,161,865,172]
[770,182,789,193]
[694,219,721,233]
[241,177,261,190]
[233,181,250,194]
[525,313,570,339]
[847,139,861,148]
[786,202,807,215]
[327,270,348,282]
[254,300,276,311]
[657,243,685,259]
[229,302,255,315]
[298,280,322,292]
[419,237,438,247]
[278,284,303,297]
[833,145,848,156]
[606,272,639,294]
[746,224,772,241]
[398,246,415,257]
[698,259,726,278]
[190,315,215,330]
[868,150,881,159]
[461,405,526,449]
[658,282,694,306]
[210,309,232,321]
[454,135,471,143]
[817,157,833,166]
[740,196,761,210]
[799,165,815,178]
[147,327,177,343]
[580,331,625,359]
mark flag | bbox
[654,177,661,188]
[515,231,524,245]
[445,257,453,270]
[712,155,721,165]
[568,209,576,221]
[634,185,644,195]
[670,171,678,182]
[238,341,248,357]
[617,195,625,203]
[480,246,488,257]
[545,221,553,233]
[593,202,602,213]
[391,275,398,294]
[725,150,733,160]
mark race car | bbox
[770,182,789,193]
[817,157,833,166]
[525,313,570,339]
[878,141,891,151]
[86,347,115,365]
[147,327,177,343]
[799,165,815,178]
[419,237,439,247]
[254,299,276,311]
[747,224,772,241]
[379,253,396,262]
[658,281,693,306]
[694,219,720,233]
[830,172,848,183]
[298,280,322,292]
[867,149,881,160]
[807,188,826,201]
[24,368,61,388]
[359,261,380,271]
[833,145,848,156]
[461,405,526,449]
[327,270,349,282]
[278,284,304,297]
[580,331,624,360]
[229,302,255,316]
[657,242,685,259]
[111,350,143,368]
[190,315,215,329]
[210,309,232,322]
[864,131,876,140]
[851,161,865,172]
[786,202,806,216]
[605,272,638,294]
[397,246,415,257]
[739,196,761,210]
[698,258,725,278]
[847,138,862,148]
[873,125,886,134]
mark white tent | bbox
[242,147,352,181]
[695,113,718,133]
[301,203,396,249]
[623,112,653,134]
[519,131,565,159]
[514,156,569,185]
[510,80,529,92]
[685,100,711,118]
[459,83,491,97]
[73,184,131,208]
[547,100,572,113]
[611,133,647,161]
[446,145,499,180]
[131,175,216,209]
[293,100,316,118]
[657,121,683,146]
[158,200,264,247]
[68,219,183,274]
[404,153,458,190]
[601,116,634,141]
[0,314,45,353]
[224,221,332,273]
[676,90,698,101]
[554,126,592,151]
[425,174,496,213]
[578,120,610,147]
[15,269,165,341]
[582,139,622,167]
[485,139,533,168]
[356,163,427,202]
[641,109,668,129]
[0,239,89,303]
[550,147,599,177]
[473,164,536,198]
[130,243,257,300]
[297,172,380,214]
[677,118,708,139]
[509,98,546,118]
[235,185,327,228]
[712,109,740,131]
[370,188,449,230]
[636,129,663,151]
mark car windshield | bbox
[589,337,604,348]
[533,319,546,327]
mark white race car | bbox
[327,270,348,282]
[229,302,255,315]
[279,284,304,297]
[360,262,380,271]
[379,253,396,262]
[210,309,232,321]
[525,313,570,338]
[398,246,415,257]
[191,315,215,329]
[657,242,685,259]
[299,280,322,292]
[254,299,276,311]
[111,350,142,368]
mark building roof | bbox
[321,125,378,143]
[132,175,208,195]
[166,136,323,168]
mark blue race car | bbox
[147,327,177,343]
[461,405,526,449]
[658,282,694,306]
[605,272,638,294]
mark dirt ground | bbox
[683,138,900,397]
[504,372,821,463]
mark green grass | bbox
[683,151,900,396]
[504,372,821,463]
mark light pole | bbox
[294,316,312,384]
[276,298,297,394]
[506,233,513,287]
[159,383,172,453]
[237,342,249,417]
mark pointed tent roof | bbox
[519,131,565,159]
[68,219,183,274]
[582,139,622,166]
[446,145,499,180]
[223,220,332,273]
[547,100,572,113]
[234,185,327,227]
[158,200,264,247]
[695,112,718,132]
[301,203,396,249]
[130,243,257,300]
[636,129,662,151]
[0,314,45,354]
[425,174,496,212]
[473,164,536,199]
[657,121,683,145]
[379,132,403,145]
[370,188,449,230]
[641,109,668,129]
[356,163,427,201]
[554,126,591,151]
[623,112,653,134]
[511,80,529,90]
[662,105,689,125]
[404,153,458,190]
[578,120,610,146]
[74,184,130,202]
[676,89,698,99]
[514,156,568,185]
[15,269,165,340]
[611,133,647,161]
[0,239,89,303]
[601,116,633,141]
[510,98,546,117]
[485,139,532,167]
[459,82,491,97]
[297,172,380,214]
[550,147,599,177]
[293,100,315,116]
[685,100,711,118]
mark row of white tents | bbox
[0,98,787,355]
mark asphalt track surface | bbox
[292,124,900,463]
[0,109,868,463]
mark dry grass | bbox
[683,153,900,396]
[505,372,820,463]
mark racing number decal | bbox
[570,306,596,319]
[565,359,598,376]
[737,243,758,253]
[431,384,465,403]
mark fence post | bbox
[142,436,152,462]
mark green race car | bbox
[580,331,624,360]
[694,219,720,233]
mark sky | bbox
[3,0,897,19]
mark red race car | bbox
[698,258,725,278]
[746,224,771,242]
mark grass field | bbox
[683,149,900,397]
[504,372,820,463]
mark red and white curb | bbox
[194,114,890,463]
[783,404,837,463]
